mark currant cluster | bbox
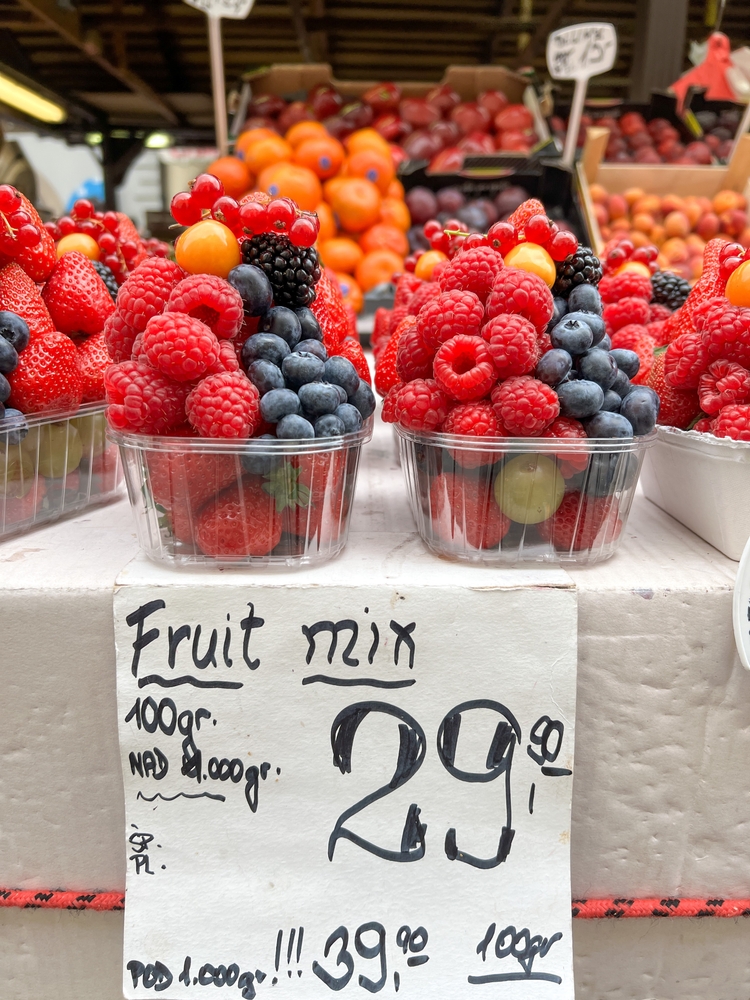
[601,237,659,276]
[0,184,43,254]
[170,173,321,249]
[718,240,750,280]
[417,213,579,263]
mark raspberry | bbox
[416,290,484,350]
[602,296,651,332]
[430,472,510,550]
[438,246,504,303]
[541,416,588,472]
[395,378,450,431]
[186,371,261,438]
[375,316,413,397]
[76,331,111,403]
[117,257,186,333]
[490,375,559,436]
[103,310,138,363]
[207,338,241,375]
[694,417,716,433]
[713,404,750,441]
[537,492,620,552]
[649,303,672,323]
[442,401,502,468]
[381,383,403,423]
[335,339,371,384]
[167,273,244,339]
[598,271,652,303]
[646,352,700,429]
[142,312,221,381]
[665,331,709,389]
[433,335,496,401]
[481,313,538,379]
[646,320,669,346]
[388,304,411,336]
[610,323,650,351]
[699,301,750,367]
[507,198,546,233]
[406,281,441,315]
[8,331,82,414]
[393,272,423,308]
[698,359,750,414]
[105,360,188,434]
[397,324,435,382]
[195,476,283,558]
[537,329,553,355]
[485,267,553,333]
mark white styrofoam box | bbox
[640,426,750,560]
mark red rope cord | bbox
[2,890,749,917]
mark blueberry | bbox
[282,351,325,390]
[585,411,634,438]
[259,306,302,349]
[349,379,376,419]
[556,379,604,419]
[324,355,360,397]
[298,382,341,418]
[609,349,640,379]
[295,306,323,342]
[565,310,606,345]
[598,333,612,352]
[567,284,603,316]
[333,384,348,404]
[241,333,290,369]
[247,359,285,395]
[228,264,273,316]
[611,370,633,399]
[0,335,18,375]
[584,452,639,497]
[535,348,572,386]
[336,402,363,433]
[241,434,278,475]
[549,297,568,329]
[0,311,29,353]
[0,407,28,445]
[550,317,594,356]
[297,339,327,361]
[0,372,9,404]
[315,413,346,437]
[577,348,618,389]
[276,413,315,439]
[260,388,302,423]
[601,390,622,412]
[620,386,659,435]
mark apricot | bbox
[690,256,704,280]
[594,203,609,226]
[683,199,702,228]
[696,196,713,215]
[740,226,750,249]
[696,211,720,240]
[661,194,686,215]
[650,224,666,246]
[608,193,628,219]
[611,216,631,232]
[664,210,690,238]
[713,189,744,215]
[632,212,655,234]
[661,237,688,263]
[685,233,706,255]
[633,194,661,217]
[656,252,670,270]
[629,231,651,249]
[589,183,608,204]
[623,186,645,206]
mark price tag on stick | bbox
[546,22,618,168]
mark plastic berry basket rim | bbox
[4,400,109,430]
[394,424,657,455]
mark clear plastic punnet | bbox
[112,419,373,568]
[396,425,655,565]
[0,403,123,540]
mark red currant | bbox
[211,195,240,229]
[631,247,652,265]
[44,221,61,241]
[429,231,450,253]
[103,254,122,273]
[617,239,634,258]
[0,231,17,253]
[121,240,138,263]
[58,216,77,236]
[190,173,224,210]
[423,219,442,239]
[74,198,94,219]
[486,221,516,255]
[404,253,419,272]
[547,229,578,262]
[524,214,554,245]
[720,241,744,262]
[98,231,117,254]
[266,198,296,232]
[443,218,462,233]
[103,211,120,233]
[8,210,31,228]
[463,233,488,250]
[0,185,20,214]
[16,224,40,248]
[239,200,268,235]
[289,216,317,247]
[170,191,202,227]
[720,256,744,279]
[78,220,98,237]
[448,235,466,257]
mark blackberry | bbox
[92,260,119,301]
[241,234,321,309]
[553,246,603,297]
[651,270,690,311]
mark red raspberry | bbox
[76,331,111,403]
[117,257,186,333]
[430,472,510,550]
[485,267,553,333]
[665,331,709,389]
[142,312,221,381]
[381,383,403,423]
[395,378,450,431]
[438,246,504,303]
[598,271,652,303]
[443,401,503,468]
[699,301,750,367]
[105,360,188,434]
[713,404,750,441]
[388,304,411,335]
[646,352,700,429]
[167,273,244,339]
[602,296,651,332]
[537,492,620,552]
[481,313,538,379]
[195,476,283,558]
[541,416,588,473]
[8,331,82,414]
[507,198,546,233]
[375,316,413,397]
[186,371,261,439]
[646,319,669,346]
[406,281,441,315]
[537,329,553,354]
[416,290,484,350]
[104,310,138,363]
[649,302,672,323]
[491,375,559,436]
[434,335,496,401]
[207,338,241,375]
[698,359,750,414]
[610,323,649,351]
[396,324,435,382]
[694,417,715,433]
[335,339,371,384]
[393,272,423,308]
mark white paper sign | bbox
[182,0,255,18]
[546,22,617,82]
[115,583,577,1000]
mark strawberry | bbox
[147,450,239,543]
[375,316,413,397]
[116,212,148,270]
[507,198,546,235]
[335,338,371,384]
[8,330,82,413]
[15,192,56,281]
[311,269,348,354]
[195,475,283,558]
[42,251,115,336]
[646,351,701,429]
[76,331,112,403]
[0,262,54,338]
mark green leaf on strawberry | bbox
[262,462,311,513]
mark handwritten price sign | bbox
[115,583,577,998]
[182,0,255,18]
[546,22,617,82]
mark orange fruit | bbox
[235,127,277,159]
[345,128,391,157]
[623,187,645,206]
[56,232,99,260]
[257,162,322,212]
[318,237,364,274]
[726,259,750,306]
[387,178,405,200]
[414,249,447,280]
[315,201,337,243]
[379,196,410,232]
[359,223,409,257]
[632,212,655,234]
[633,195,661,217]
[286,120,328,149]
[661,237,688,263]
[713,189,745,215]
[244,136,292,176]
[335,272,364,312]
[331,178,381,233]
[355,248,404,292]
[346,149,395,194]
[207,155,252,199]
[323,176,347,202]
[503,242,556,287]
[589,183,609,204]
[293,136,345,179]
[175,219,241,278]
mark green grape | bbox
[0,445,35,499]
[23,423,83,479]
[71,412,107,458]
[494,454,565,524]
